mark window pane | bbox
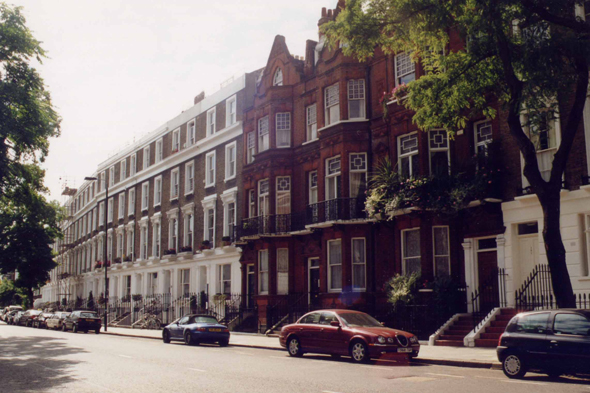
[515,313,549,334]
[553,314,590,336]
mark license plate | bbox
[85,319,96,322]
[209,328,221,332]
[398,348,412,353]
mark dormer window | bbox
[273,68,283,86]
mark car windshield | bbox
[80,312,98,318]
[338,313,382,328]
[190,316,218,324]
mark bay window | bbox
[258,117,269,152]
[348,80,366,119]
[306,104,317,141]
[325,156,341,200]
[395,52,415,85]
[276,112,291,148]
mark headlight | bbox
[410,336,418,344]
[387,337,395,344]
[377,336,386,344]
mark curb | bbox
[102,331,500,368]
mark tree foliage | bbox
[324,0,590,307]
[0,3,62,306]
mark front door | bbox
[247,264,255,308]
[517,229,539,284]
[308,258,320,307]
[477,250,499,311]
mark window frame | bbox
[205,151,216,188]
[152,221,161,258]
[428,129,450,176]
[394,52,416,86]
[398,132,419,178]
[130,154,136,176]
[258,179,270,217]
[401,228,421,276]
[218,264,232,295]
[306,104,318,141]
[107,197,114,223]
[247,132,256,164]
[171,129,180,153]
[185,161,195,195]
[309,171,318,205]
[170,168,180,200]
[258,116,269,152]
[141,182,149,211]
[277,248,289,295]
[187,120,196,147]
[109,167,115,187]
[347,79,366,120]
[325,156,341,201]
[226,95,237,126]
[128,188,135,217]
[156,138,163,163]
[351,237,366,291]
[259,249,269,294]
[225,141,237,181]
[275,176,291,215]
[154,176,162,206]
[349,153,367,198]
[324,83,340,126]
[275,112,291,148]
[432,226,451,277]
[184,212,194,248]
[327,239,343,292]
[120,160,127,181]
[143,146,150,170]
[474,119,493,155]
[118,193,125,219]
[207,107,216,136]
[273,68,283,86]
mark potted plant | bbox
[114,257,122,264]
[221,236,231,246]
[164,248,177,256]
[200,240,211,251]
[180,246,192,253]
[94,261,102,269]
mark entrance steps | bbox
[474,308,517,347]
[433,315,473,347]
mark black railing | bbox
[306,197,367,225]
[472,268,507,331]
[240,213,306,237]
[515,264,555,311]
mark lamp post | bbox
[85,176,109,332]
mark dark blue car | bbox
[163,314,230,346]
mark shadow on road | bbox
[0,332,87,392]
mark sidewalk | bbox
[102,327,501,369]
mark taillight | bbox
[498,333,504,347]
[222,328,229,333]
[197,327,207,332]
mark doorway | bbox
[308,258,320,307]
[517,222,540,285]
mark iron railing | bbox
[306,197,367,225]
[471,267,507,331]
[515,264,555,311]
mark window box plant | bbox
[221,236,231,246]
[199,240,211,251]
[164,248,177,256]
[180,246,192,253]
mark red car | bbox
[279,309,420,363]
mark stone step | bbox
[486,327,505,334]
[454,320,472,326]
[475,339,499,348]
[457,315,472,321]
[495,315,513,321]
[434,340,465,347]
[490,320,510,327]
[501,308,518,316]
[480,332,501,340]
[446,327,472,334]
[439,335,466,341]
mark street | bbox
[1,323,589,393]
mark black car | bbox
[63,310,102,334]
[20,310,42,327]
[33,313,54,329]
[163,314,230,346]
[497,309,590,378]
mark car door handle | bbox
[550,340,558,345]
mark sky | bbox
[9,0,337,203]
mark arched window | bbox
[273,68,283,86]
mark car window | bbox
[338,312,383,328]
[179,316,189,325]
[80,312,98,318]
[299,313,320,324]
[191,316,218,324]
[319,312,338,325]
[514,313,549,334]
[553,313,590,336]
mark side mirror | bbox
[330,320,340,328]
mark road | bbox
[1,322,588,393]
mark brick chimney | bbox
[194,91,205,105]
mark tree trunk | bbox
[539,189,576,308]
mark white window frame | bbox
[259,250,269,294]
[141,182,149,211]
[169,217,178,252]
[207,107,216,136]
[225,141,237,181]
[348,79,366,119]
[432,226,451,277]
[258,179,270,216]
[249,189,256,218]
[218,264,231,295]
[185,162,195,195]
[398,132,419,178]
[184,213,194,248]
[118,193,125,219]
[204,207,215,245]
[327,239,342,292]
[276,112,291,148]
[309,171,318,204]
[152,221,161,258]
[402,228,421,276]
[324,83,340,126]
[170,168,180,200]
[117,232,124,258]
[187,120,196,147]
[154,176,162,206]
[130,154,136,176]
[120,160,127,181]
[128,188,135,217]
[325,156,341,201]
[107,197,114,223]
[224,201,235,238]
[226,95,237,126]
[306,104,317,141]
[140,223,148,260]
[109,167,115,187]
[127,228,134,260]
[474,120,493,155]
[143,146,150,170]
[156,138,163,163]
[171,129,180,153]
[247,132,256,164]
[205,151,216,188]
[351,238,366,291]
[394,52,416,86]
[258,116,269,152]
[180,268,191,296]
[273,68,283,86]
[349,153,367,198]
[277,248,289,295]
[428,130,450,176]
[276,176,291,215]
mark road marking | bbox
[502,380,546,386]
[426,373,465,378]
[118,355,132,359]
[188,368,206,372]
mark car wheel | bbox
[184,331,194,346]
[219,339,229,347]
[350,341,369,363]
[95,329,100,334]
[163,330,171,344]
[72,324,78,333]
[287,336,303,357]
[502,353,527,379]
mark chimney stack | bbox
[194,91,205,105]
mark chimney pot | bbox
[327,9,333,17]
[322,7,327,17]
[194,91,205,105]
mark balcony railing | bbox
[306,197,367,225]
[241,214,303,237]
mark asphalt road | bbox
[1,322,589,393]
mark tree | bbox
[0,3,62,308]
[0,279,22,307]
[324,0,590,307]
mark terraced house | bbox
[42,73,258,325]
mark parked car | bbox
[279,310,420,363]
[162,314,230,346]
[5,310,20,325]
[46,312,71,330]
[11,311,26,326]
[32,313,54,329]
[497,309,590,379]
[62,310,101,334]
[2,306,23,322]
[20,310,43,327]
